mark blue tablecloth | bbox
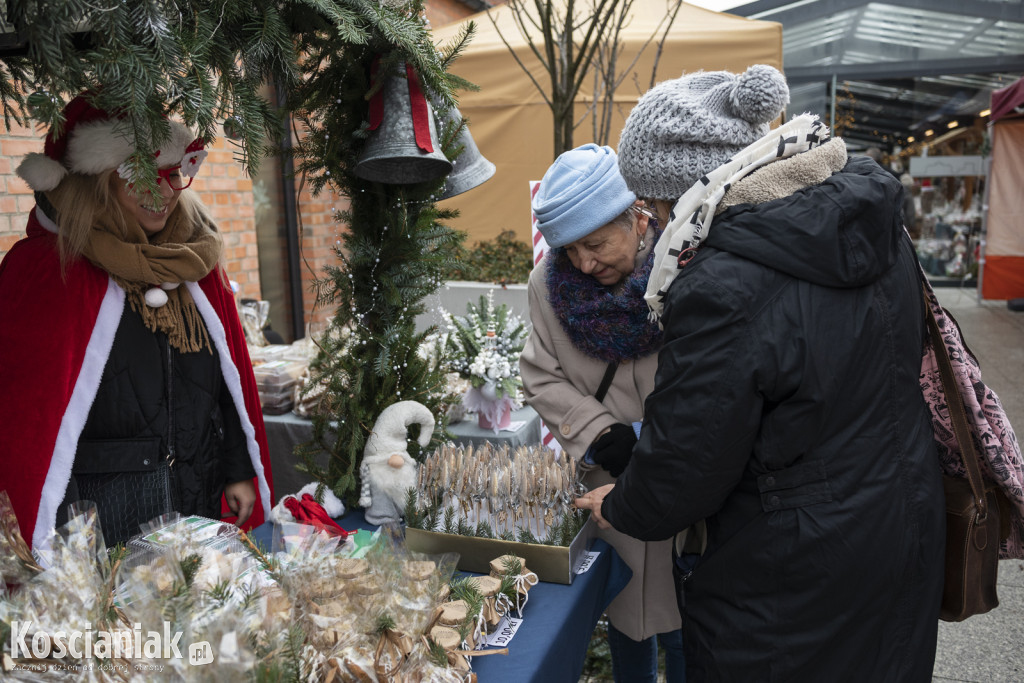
[249,510,630,683]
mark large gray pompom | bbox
[730,64,789,125]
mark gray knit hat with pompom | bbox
[617,64,790,201]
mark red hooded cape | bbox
[0,208,273,553]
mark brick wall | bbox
[294,171,345,332]
[0,121,41,255]
[201,137,261,299]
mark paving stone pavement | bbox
[931,286,1024,683]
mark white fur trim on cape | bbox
[35,205,59,234]
[187,281,273,518]
[34,279,125,560]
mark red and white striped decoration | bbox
[530,180,549,268]
[540,423,562,457]
[529,179,563,457]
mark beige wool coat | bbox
[520,248,681,642]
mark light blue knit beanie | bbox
[532,143,637,248]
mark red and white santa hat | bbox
[17,93,208,192]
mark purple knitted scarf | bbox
[546,229,663,363]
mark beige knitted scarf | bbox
[82,207,222,353]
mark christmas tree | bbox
[282,7,477,506]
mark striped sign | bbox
[530,180,549,267]
[529,180,563,457]
[541,423,562,456]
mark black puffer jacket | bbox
[59,304,255,545]
[603,153,945,682]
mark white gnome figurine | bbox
[359,400,435,525]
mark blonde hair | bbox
[44,170,215,267]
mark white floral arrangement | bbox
[440,291,529,402]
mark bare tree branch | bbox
[646,0,684,89]
[493,0,681,155]
[487,2,554,108]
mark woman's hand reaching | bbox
[575,483,615,529]
[225,479,257,526]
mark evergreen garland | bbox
[289,6,477,506]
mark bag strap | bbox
[594,361,618,403]
[922,284,990,522]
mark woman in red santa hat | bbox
[0,93,274,554]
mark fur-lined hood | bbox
[718,137,849,211]
[704,138,906,289]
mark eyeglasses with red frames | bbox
[157,165,193,191]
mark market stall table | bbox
[447,405,543,449]
[249,508,629,682]
[262,407,543,502]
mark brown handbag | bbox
[925,295,1012,621]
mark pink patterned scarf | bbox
[920,277,1024,558]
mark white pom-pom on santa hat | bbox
[16,152,68,192]
[269,498,296,526]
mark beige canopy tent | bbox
[432,1,782,243]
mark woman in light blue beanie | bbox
[521,143,685,683]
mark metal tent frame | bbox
[728,0,1024,150]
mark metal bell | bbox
[354,62,452,184]
[439,108,496,200]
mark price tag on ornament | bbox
[574,551,600,575]
[486,615,523,648]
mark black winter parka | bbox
[59,305,255,545]
[603,154,945,682]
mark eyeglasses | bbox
[157,165,193,191]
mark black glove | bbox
[591,423,637,478]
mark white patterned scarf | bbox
[645,114,831,324]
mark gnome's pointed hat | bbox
[363,400,435,460]
[17,93,208,192]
